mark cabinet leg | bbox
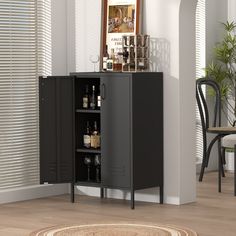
[234,145,236,196]
[218,139,222,193]
[131,190,135,209]
[160,185,164,204]
[100,188,104,198]
[71,183,75,203]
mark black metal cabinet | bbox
[39,72,163,209]
[39,76,74,184]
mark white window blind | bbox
[196,0,206,163]
[0,0,51,190]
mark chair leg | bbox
[206,135,222,168]
[199,134,207,182]
[199,134,224,182]
[220,147,226,178]
[218,139,222,193]
[199,159,206,182]
[222,147,226,165]
[234,145,236,196]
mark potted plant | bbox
[205,21,236,126]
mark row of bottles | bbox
[102,45,123,72]
[83,121,100,149]
[83,154,101,182]
[102,35,150,72]
[82,85,101,109]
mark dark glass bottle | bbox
[97,86,101,109]
[102,45,109,71]
[91,121,100,149]
[107,49,114,71]
[82,85,89,109]
[118,49,129,63]
[90,85,96,110]
[83,121,91,148]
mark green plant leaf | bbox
[205,21,236,125]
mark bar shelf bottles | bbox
[121,34,150,72]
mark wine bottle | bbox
[83,121,91,148]
[107,49,114,71]
[102,45,109,71]
[97,86,101,109]
[90,121,100,149]
[90,85,96,110]
[82,85,89,109]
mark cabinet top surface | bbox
[40,72,163,80]
[70,72,163,78]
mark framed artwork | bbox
[101,0,142,56]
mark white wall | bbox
[75,0,102,72]
[143,0,183,204]
[51,0,68,75]
[179,0,197,204]
[51,0,76,75]
[228,0,236,23]
[206,0,228,65]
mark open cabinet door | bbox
[39,76,74,184]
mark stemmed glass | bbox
[89,55,100,72]
[94,154,101,182]
[84,156,92,181]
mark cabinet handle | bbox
[101,83,106,100]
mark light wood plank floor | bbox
[0,172,236,236]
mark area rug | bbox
[30,223,198,236]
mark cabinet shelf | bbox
[75,181,101,187]
[76,148,101,154]
[76,109,100,114]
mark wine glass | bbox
[89,55,100,72]
[84,156,92,181]
[94,154,101,182]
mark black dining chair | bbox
[196,78,236,195]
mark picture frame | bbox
[101,0,142,57]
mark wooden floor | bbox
[0,172,236,236]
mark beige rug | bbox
[30,223,197,236]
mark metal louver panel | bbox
[196,0,206,163]
[0,0,51,190]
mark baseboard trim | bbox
[0,184,68,204]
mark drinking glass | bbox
[89,55,100,72]
[84,156,92,181]
[94,154,101,182]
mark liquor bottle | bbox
[83,121,91,148]
[102,45,109,71]
[97,86,101,109]
[82,85,89,109]
[118,48,129,63]
[113,54,122,72]
[118,49,129,71]
[90,85,96,110]
[90,121,100,149]
[107,49,114,71]
[123,48,129,63]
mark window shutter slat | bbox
[0,0,51,190]
[196,0,206,163]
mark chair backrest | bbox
[196,78,221,129]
